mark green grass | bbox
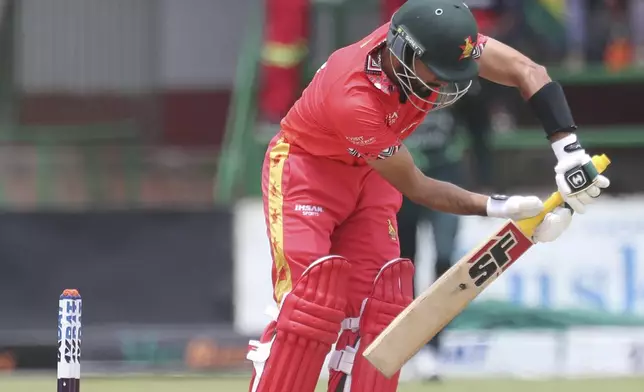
[2,374,644,392]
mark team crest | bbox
[387,219,397,241]
[385,112,398,127]
[459,36,475,60]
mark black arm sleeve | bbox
[528,81,577,138]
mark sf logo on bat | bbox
[468,230,517,287]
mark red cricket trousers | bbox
[262,134,403,316]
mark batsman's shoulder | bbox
[332,94,388,141]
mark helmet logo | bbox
[396,26,425,56]
[459,36,475,60]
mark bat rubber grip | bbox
[516,154,611,238]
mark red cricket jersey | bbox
[280,23,488,165]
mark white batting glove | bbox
[551,134,610,214]
[486,195,543,221]
[532,205,573,243]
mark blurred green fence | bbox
[0,0,220,209]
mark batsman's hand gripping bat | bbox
[363,154,611,378]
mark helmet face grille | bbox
[386,0,481,111]
[387,31,471,112]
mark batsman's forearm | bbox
[406,172,488,216]
[516,60,551,100]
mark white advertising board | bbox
[454,197,644,315]
[421,328,644,378]
[562,327,644,376]
[436,330,561,378]
[233,198,275,336]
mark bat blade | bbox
[363,154,611,378]
[363,220,533,378]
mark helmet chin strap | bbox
[390,73,409,105]
[398,90,408,105]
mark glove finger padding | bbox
[487,195,544,221]
[556,173,609,214]
[587,184,601,198]
[588,175,610,198]
[595,175,610,189]
[532,206,573,243]
[576,191,594,207]
[513,195,545,219]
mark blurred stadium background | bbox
[0,0,643,390]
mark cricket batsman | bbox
[247,1,610,391]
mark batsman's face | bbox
[387,44,471,111]
[393,56,445,98]
[411,58,444,88]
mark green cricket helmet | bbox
[387,0,480,110]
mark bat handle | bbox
[515,154,611,239]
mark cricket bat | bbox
[363,154,611,378]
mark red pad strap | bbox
[248,256,350,392]
[328,258,414,392]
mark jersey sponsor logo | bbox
[294,204,324,216]
[346,136,376,146]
